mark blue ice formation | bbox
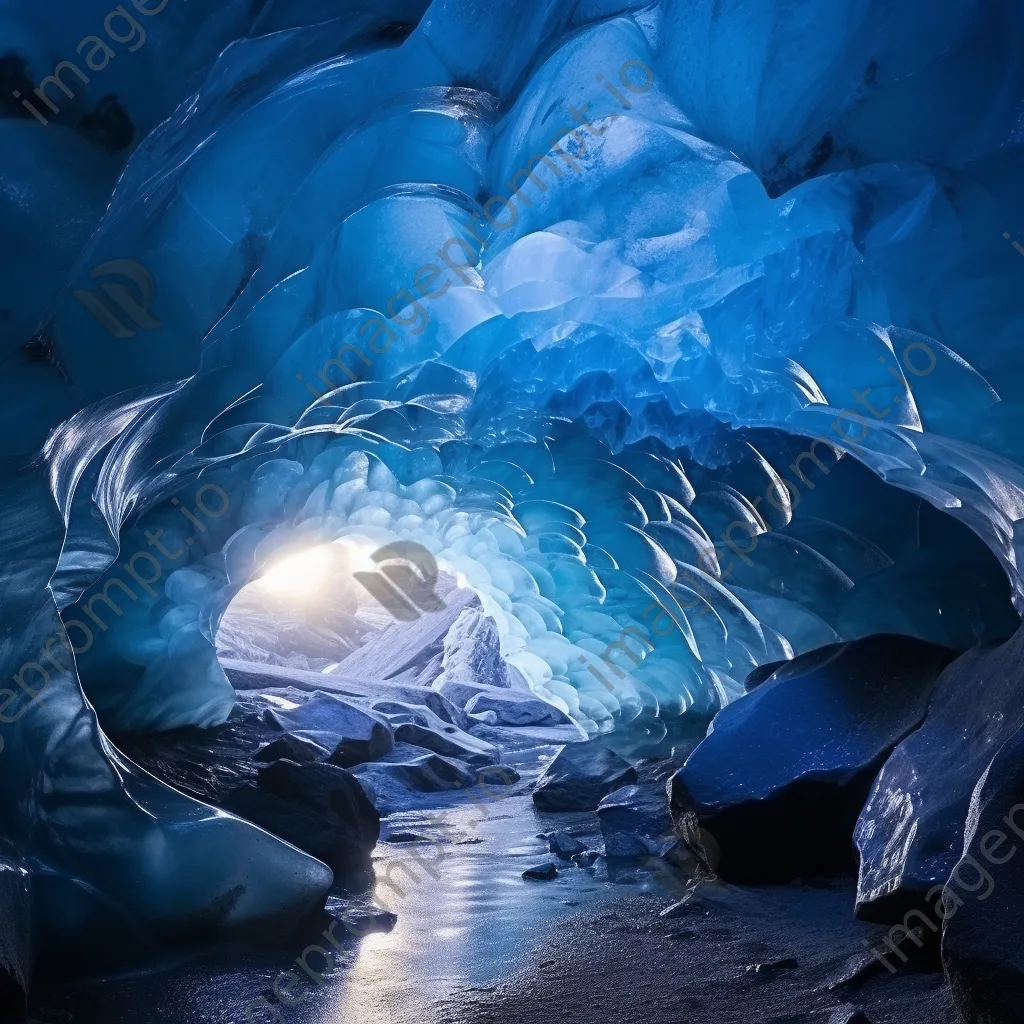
[2,0,1024,970]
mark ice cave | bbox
[3,0,1024,1021]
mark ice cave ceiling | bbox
[2,0,1024,993]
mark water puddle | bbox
[32,743,685,1024]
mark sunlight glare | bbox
[257,545,332,596]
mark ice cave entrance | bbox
[216,538,435,674]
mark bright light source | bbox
[257,546,332,596]
[334,536,378,575]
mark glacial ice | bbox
[2,0,1024,974]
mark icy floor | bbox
[27,736,960,1024]
[29,744,678,1024]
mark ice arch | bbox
[56,414,1017,743]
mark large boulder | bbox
[0,848,29,1023]
[464,688,572,727]
[392,723,496,766]
[434,677,503,709]
[223,658,469,729]
[262,692,394,768]
[856,624,1024,922]
[669,635,956,882]
[942,721,1024,1024]
[370,701,498,764]
[598,782,676,858]
[533,744,638,812]
[328,579,481,687]
[353,753,478,814]
[223,759,379,875]
[354,751,477,792]
[253,734,328,764]
[112,697,284,806]
[368,700,460,733]
[434,607,513,691]
[743,659,789,692]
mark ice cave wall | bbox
[1,0,1024,971]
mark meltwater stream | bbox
[33,740,688,1024]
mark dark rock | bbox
[598,783,676,858]
[533,744,638,812]
[548,831,587,859]
[477,764,520,787]
[387,687,469,731]
[262,691,394,768]
[745,956,798,973]
[743,659,788,691]
[78,94,134,153]
[326,731,393,770]
[353,753,477,813]
[434,678,501,709]
[371,703,503,769]
[111,701,278,807]
[942,719,1024,1023]
[222,657,469,730]
[830,924,940,990]
[373,740,444,764]
[368,700,462,736]
[256,760,378,829]
[253,734,328,764]
[317,896,401,941]
[332,907,398,936]
[223,759,379,874]
[669,635,956,882]
[383,832,431,844]
[0,849,29,1023]
[827,1007,872,1024]
[392,722,496,766]
[856,624,1024,922]
[571,851,600,869]
[464,688,572,726]
[222,787,371,876]
[523,862,558,881]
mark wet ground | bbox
[447,877,957,1024]
[27,745,612,1024]
[29,742,958,1024]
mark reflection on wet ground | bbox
[31,738,690,1024]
